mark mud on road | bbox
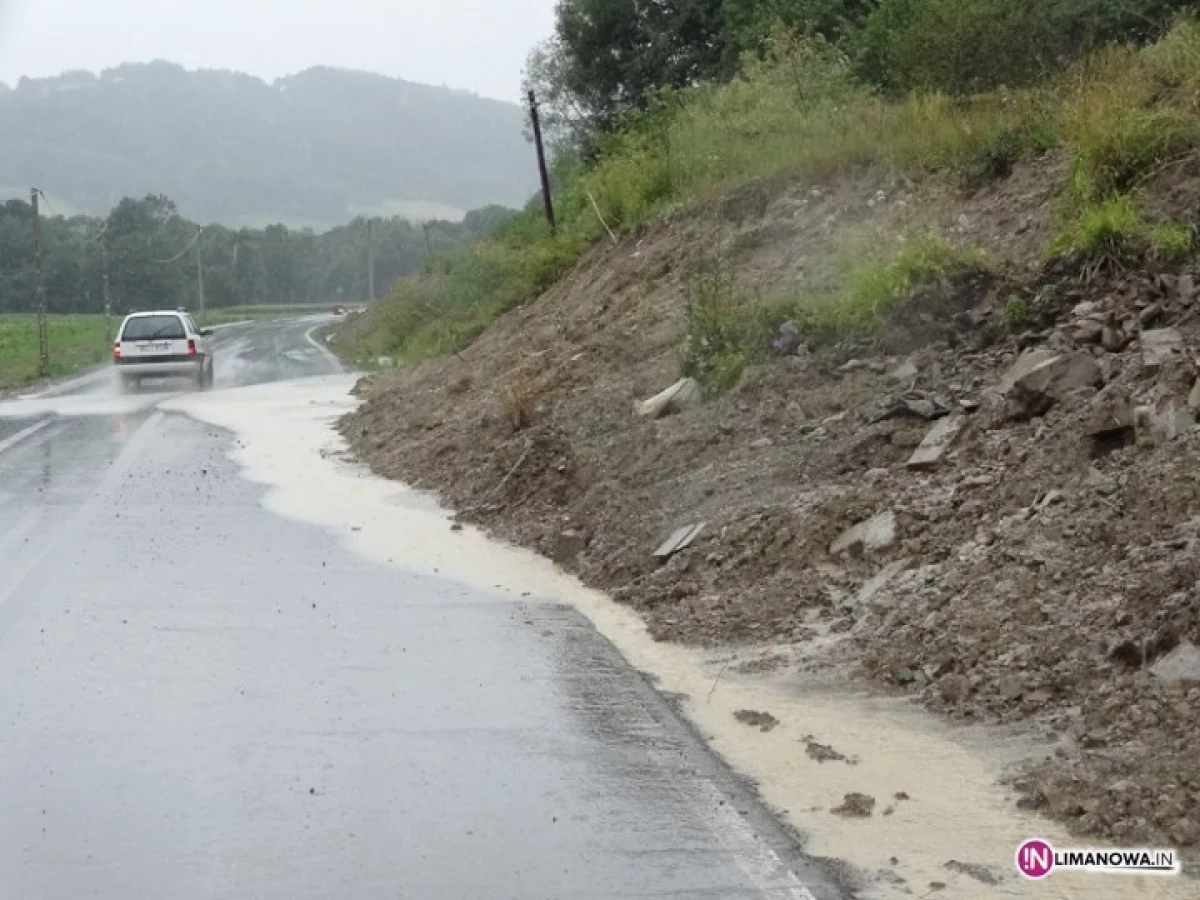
[341,159,1200,865]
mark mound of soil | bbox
[340,160,1200,853]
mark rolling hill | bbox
[0,62,536,228]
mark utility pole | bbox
[528,91,556,234]
[30,189,49,374]
[101,238,113,341]
[366,218,376,303]
[194,237,206,326]
[422,221,433,259]
[231,242,241,307]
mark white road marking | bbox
[304,322,344,371]
[0,419,52,456]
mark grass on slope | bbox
[682,236,988,392]
[342,21,1200,373]
[0,314,111,390]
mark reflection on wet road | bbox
[0,318,839,899]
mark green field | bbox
[0,314,112,391]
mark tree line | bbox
[524,0,1197,146]
[0,193,515,315]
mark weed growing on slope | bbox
[683,236,986,393]
[1051,195,1195,261]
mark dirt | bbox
[804,737,856,765]
[734,709,781,732]
[340,155,1200,856]
[831,792,877,818]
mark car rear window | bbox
[121,316,186,341]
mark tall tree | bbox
[552,0,733,125]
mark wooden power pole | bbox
[194,237,206,325]
[528,91,556,234]
[30,189,49,374]
[101,239,113,341]
[366,218,376,303]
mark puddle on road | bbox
[166,377,1192,900]
[0,370,181,420]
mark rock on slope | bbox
[340,159,1200,853]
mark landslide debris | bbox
[340,165,1200,853]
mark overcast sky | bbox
[0,0,556,103]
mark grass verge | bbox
[0,314,111,391]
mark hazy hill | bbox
[0,62,535,228]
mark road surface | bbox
[0,317,842,900]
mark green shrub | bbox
[856,0,1199,94]
[1051,194,1195,259]
[1002,296,1031,328]
[855,0,1063,94]
[680,258,777,393]
[1062,37,1200,202]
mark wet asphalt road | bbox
[0,318,839,900]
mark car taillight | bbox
[187,339,197,356]
[113,343,121,361]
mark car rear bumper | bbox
[115,358,205,377]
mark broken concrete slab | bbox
[1101,326,1129,353]
[851,558,913,609]
[1141,328,1184,370]
[1086,393,1135,437]
[1006,352,1102,420]
[1017,353,1102,397]
[831,511,897,557]
[1189,379,1200,414]
[996,349,1058,394]
[1139,303,1165,328]
[906,415,966,470]
[653,522,707,560]
[1072,320,1105,345]
[1150,641,1200,684]
[875,393,952,423]
[1136,396,1196,443]
[637,377,703,419]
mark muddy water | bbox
[167,376,1188,900]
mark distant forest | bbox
[0,193,516,315]
[0,63,535,228]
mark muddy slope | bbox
[340,160,1200,854]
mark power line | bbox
[85,222,109,244]
[35,190,61,219]
[153,227,203,265]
